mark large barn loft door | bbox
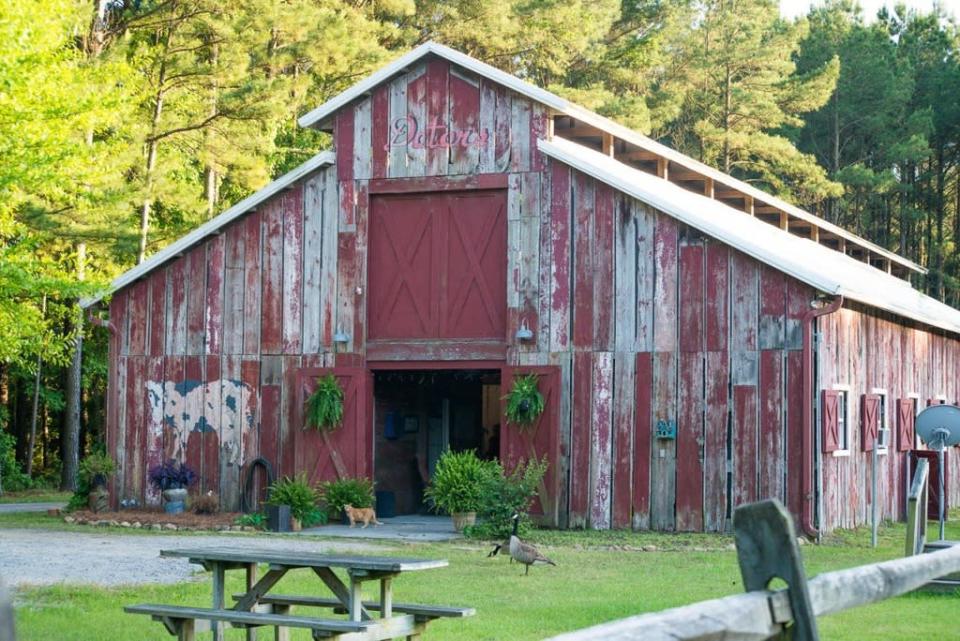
[368,190,507,343]
[500,365,561,527]
[295,367,372,484]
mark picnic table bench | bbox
[124,546,473,641]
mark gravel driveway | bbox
[0,529,390,588]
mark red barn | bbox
[85,43,960,533]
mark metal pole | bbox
[939,445,946,541]
[871,443,878,547]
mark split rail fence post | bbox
[0,579,15,641]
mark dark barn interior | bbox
[372,369,500,515]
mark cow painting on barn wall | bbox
[142,378,255,505]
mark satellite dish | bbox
[914,403,960,542]
[916,404,960,448]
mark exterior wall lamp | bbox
[515,322,534,342]
[333,330,350,345]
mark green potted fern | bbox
[305,375,344,432]
[425,450,497,531]
[504,374,545,427]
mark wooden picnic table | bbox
[124,546,473,641]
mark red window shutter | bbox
[897,399,915,452]
[861,394,880,451]
[822,390,841,453]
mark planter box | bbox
[266,505,291,532]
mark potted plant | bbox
[266,474,325,531]
[148,459,196,514]
[305,375,344,431]
[424,450,497,531]
[74,449,115,513]
[504,374,545,427]
[320,477,375,524]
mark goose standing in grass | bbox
[498,513,555,575]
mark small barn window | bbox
[897,397,917,452]
[874,389,889,454]
[822,386,850,455]
[861,390,888,453]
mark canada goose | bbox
[506,513,556,575]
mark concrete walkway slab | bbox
[0,502,65,514]
[300,515,460,541]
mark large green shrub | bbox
[425,449,498,515]
[0,426,31,494]
[320,477,374,519]
[466,456,548,540]
[267,474,325,527]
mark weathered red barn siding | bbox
[553,168,815,530]
[104,52,960,531]
[817,303,960,531]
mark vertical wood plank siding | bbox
[105,56,960,530]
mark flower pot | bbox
[290,517,302,532]
[451,511,476,532]
[163,501,185,514]
[163,488,188,503]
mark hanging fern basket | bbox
[305,374,344,432]
[504,374,545,428]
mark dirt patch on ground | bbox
[68,509,244,530]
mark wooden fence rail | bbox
[547,493,956,641]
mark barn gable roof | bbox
[542,137,960,334]
[299,41,923,277]
[82,151,335,308]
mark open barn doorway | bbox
[372,369,501,516]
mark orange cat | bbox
[344,504,383,528]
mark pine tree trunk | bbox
[138,31,170,264]
[26,295,46,478]
[62,243,85,491]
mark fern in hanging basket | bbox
[504,374,545,427]
[305,375,344,432]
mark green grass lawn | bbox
[0,489,71,504]
[7,514,960,641]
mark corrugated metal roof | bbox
[298,41,923,275]
[541,137,960,335]
[81,151,335,308]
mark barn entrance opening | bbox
[372,369,501,516]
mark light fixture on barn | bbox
[515,321,534,342]
[333,329,350,346]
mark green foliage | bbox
[65,449,116,511]
[503,375,545,427]
[266,474,322,525]
[234,512,267,529]
[465,456,548,540]
[304,375,344,432]
[320,477,375,518]
[424,450,498,515]
[0,420,31,493]
[78,450,115,487]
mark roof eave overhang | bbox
[539,137,960,336]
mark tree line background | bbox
[2,0,959,491]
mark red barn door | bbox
[500,366,561,526]
[368,190,507,343]
[295,367,372,485]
